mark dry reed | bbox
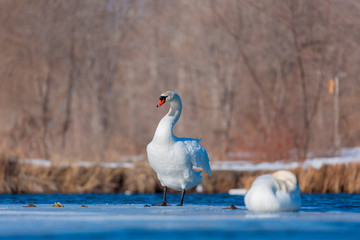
[1,155,360,194]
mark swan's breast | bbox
[147,141,189,171]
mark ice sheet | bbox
[0,204,359,239]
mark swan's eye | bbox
[159,96,167,101]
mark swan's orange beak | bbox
[157,99,165,107]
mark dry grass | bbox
[202,164,360,193]
[1,154,360,194]
[0,155,23,193]
[294,163,360,193]
[0,155,161,194]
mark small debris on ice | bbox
[24,204,37,207]
[53,202,64,207]
[223,204,238,210]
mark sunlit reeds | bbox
[1,154,359,194]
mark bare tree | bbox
[1,0,360,162]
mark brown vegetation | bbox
[203,164,360,194]
[294,163,360,193]
[1,155,359,194]
[0,155,160,194]
[1,0,360,162]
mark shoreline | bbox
[1,157,360,194]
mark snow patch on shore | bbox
[212,147,360,171]
[19,148,360,172]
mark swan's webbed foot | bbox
[151,186,170,206]
[152,201,171,206]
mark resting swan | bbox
[244,170,301,212]
[147,91,211,206]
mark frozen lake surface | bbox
[1,193,360,239]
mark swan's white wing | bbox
[181,138,211,176]
[245,174,301,212]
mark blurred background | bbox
[1,0,360,188]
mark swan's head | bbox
[273,170,298,192]
[156,91,178,107]
[273,170,297,184]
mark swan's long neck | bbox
[153,94,182,143]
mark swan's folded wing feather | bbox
[182,139,211,176]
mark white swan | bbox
[244,170,301,212]
[147,91,211,206]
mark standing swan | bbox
[244,170,301,212]
[147,91,211,206]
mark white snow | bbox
[196,184,204,193]
[19,159,134,169]
[212,147,360,171]
[211,160,300,171]
[228,188,247,195]
[18,147,360,172]
[99,162,134,168]
[21,159,52,167]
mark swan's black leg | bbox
[177,189,186,206]
[152,186,170,206]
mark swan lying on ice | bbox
[244,170,301,212]
[147,91,211,206]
